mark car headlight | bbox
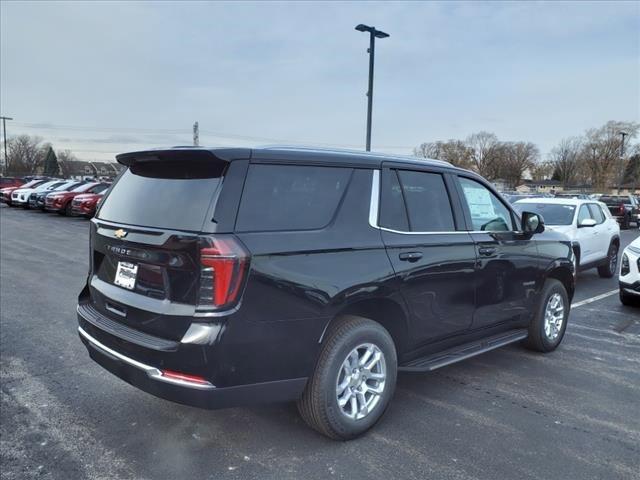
[621,253,630,276]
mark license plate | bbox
[114,261,138,290]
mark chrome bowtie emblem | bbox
[114,229,128,239]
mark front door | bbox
[377,167,477,345]
[456,176,540,329]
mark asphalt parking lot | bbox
[1,205,639,480]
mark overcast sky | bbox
[1,1,639,162]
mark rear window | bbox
[97,160,225,231]
[236,164,351,232]
[515,203,575,225]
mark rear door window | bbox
[379,170,409,231]
[97,160,225,231]
[236,164,351,232]
[396,170,455,232]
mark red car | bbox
[1,178,47,205]
[0,177,24,189]
[70,191,106,217]
[45,182,110,215]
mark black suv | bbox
[78,146,575,439]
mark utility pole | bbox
[618,131,627,194]
[0,116,13,175]
[193,121,199,147]
[355,24,389,151]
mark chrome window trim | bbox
[369,168,514,235]
[78,326,216,390]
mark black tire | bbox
[620,288,638,306]
[597,242,618,278]
[621,215,630,230]
[524,279,569,353]
[62,202,72,216]
[297,315,397,440]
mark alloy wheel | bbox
[336,343,386,420]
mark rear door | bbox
[455,175,540,329]
[378,165,476,344]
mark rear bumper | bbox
[77,304,309,409]
[79,326,307,409]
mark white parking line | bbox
[571,289,619,308]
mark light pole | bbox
[355,24,389,152]
[618,131,628,193]
[0,116,13,175]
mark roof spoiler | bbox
[116,147,251,167]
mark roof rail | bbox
[259,145,452,166]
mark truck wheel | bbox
[524,279,569,353]
[597,242,618,278]
[297,315,397,440]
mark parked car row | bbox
[0,176,109,217]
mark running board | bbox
[399,329,528,372]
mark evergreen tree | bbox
[623,154,639,185]
[43,146,59,176]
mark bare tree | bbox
[549,137,582,187]
[495,142,539,189]
[530,160,554,181]
[6,135,46,175]
[466,131,500,179]
[414,140,473,169]
[56,149,79,178]
[584,120,639,191]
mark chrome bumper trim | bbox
[78,326,215,390]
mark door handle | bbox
[478,246,497,256]
[399,252,423,262]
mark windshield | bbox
[72,182,98,192]
[515,203,576,225]
[20,179,46,189]
[54,181,81,191]
[98,160,225,231]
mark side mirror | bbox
[578,218,597,228]
[522,211,545,234]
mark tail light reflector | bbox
[160,369,210,386]
[197,235,250,310]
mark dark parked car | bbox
[77,147,575,439]
[45,182,110,215]
[599,195,640,229]
[30,180,85,210]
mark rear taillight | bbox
[197,235,250,311]
[619,203,625,215]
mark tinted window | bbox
[379,170,409,231]
[459,177,513,231]
[236,164,351,232]
[98,160,224,231]
[514,203,575,225]
[587,204,605,224]
[577,205,591,224]
[396,170,455,232]
[90,184,109,194]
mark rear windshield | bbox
[97,160,224,231]
[515,203,575,225]
[600,196,631,205]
